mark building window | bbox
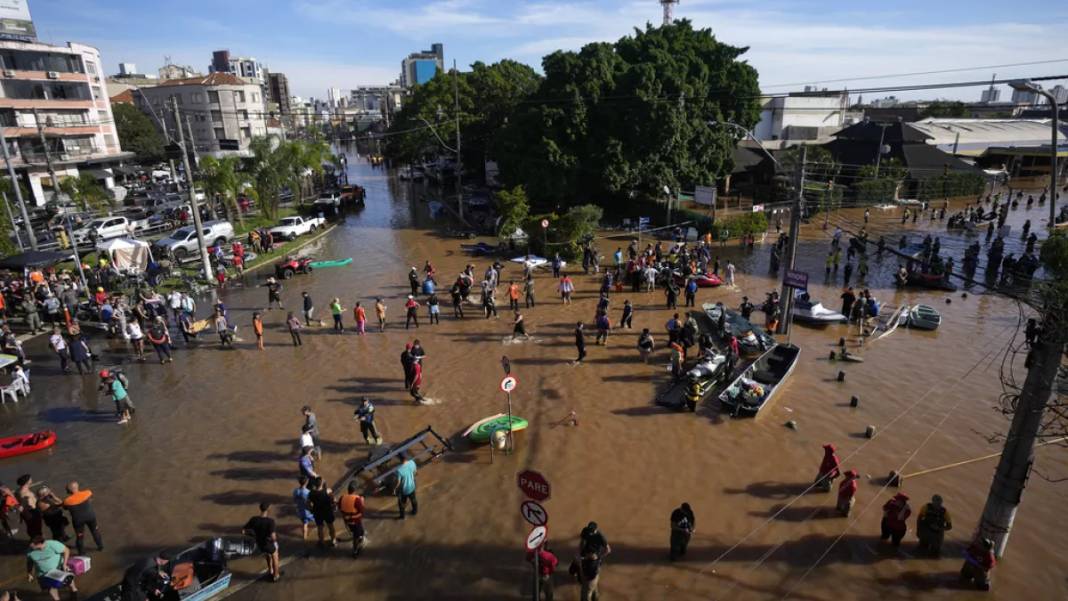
[104,134,116,147]
[85,62,97,75]
[239,109,248,120]
[192,92,203,103]
[208,90,219,103]
[251,92,259,103]
[214,127,225,139]
[240,126,251,139]
[92,85,104,99]
[235,90,245,103]
[97,109,108,123]
[210,110,222,123]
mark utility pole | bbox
[172,97,214,282]
[777,144,806,336]
[972,328,1065,559]
[0,126,39,250]
[1,192,24,251]
[453,59,463,222]
[31,107,61,205]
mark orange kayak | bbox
[0,431,57,459]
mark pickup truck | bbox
[71,216,136,244]
[268,215,325,241]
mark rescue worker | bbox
[915,494,952,557]
[815,443,841,492]
[879,492,911,547]
[836,470,858,516]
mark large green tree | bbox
[59,173,110,210]
[112,103,165,162]
[496,20,762,209]
[246,136,334,220]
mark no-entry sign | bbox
[541,219,550,229]
[500,375,518,393]
[526,525,548,551]
[520,500,549,527]
[517,469,551,501]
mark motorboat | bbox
[699,303,775,356]
[718,343,801,417]
[509,255,566,270]
[908,304,941,330]
[903,271,957,292]
[792,292,846,325]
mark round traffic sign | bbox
[500,375,518,393]
[541,219,549,229]
[526,525,548,551]
[520,500,549,527]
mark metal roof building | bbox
[908,119,1065,157]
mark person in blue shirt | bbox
[293,476,313,540]
[685,278,698,307]
[299,446,318,480]
[394,456,418,519]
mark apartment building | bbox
[133,72,267,157]
[0,38,129,205]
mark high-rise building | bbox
[0,4,129,206]
[267,72,291,118]
[399,43,444,88]
[327,87,343,109]
[1049,85,1068,105]
[208,49,266,86]
[158,62,201,81]
[980,86,1000,104]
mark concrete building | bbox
[753,91,852,144]
[133,72,267,157]
[0,37,130,205]
[400,43,443,88]
[1046,85,1067,105]
[348,85,404,114]
[1011,88,1038,106]
[158,62,200,81]
[980,86,1001,104]
[267,72,290,118]
[208,49,265,86]
[327,87,343,109]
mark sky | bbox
[26,0,1068,102]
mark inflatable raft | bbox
[0,431,56,460]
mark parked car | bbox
[269,215,325,241]
[153,220,234,260]
[72,216,134,245]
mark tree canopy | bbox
[495,20,762,209]
[112,103,165,163]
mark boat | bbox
[461,242,499,256]
[86,537,255,601]
[509,256,566,270]
[674,271,723,288]
[908,304,941,330]
[464,414,529,444]
[903,271,957,292]
[871,304,909,342]
[656,351,731,412]
[309,257,353,269]
[0,431,56,460]
[698,304,776,357]
[792,293,846,325]
[718,343,801,417]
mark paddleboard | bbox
[310,258,353,269]
[465,414,529,443]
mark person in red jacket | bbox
[879,492,912,546]
[960,537,996,590]
[526,543,558,600]
[836,470,859,516]
[815,443,841,492]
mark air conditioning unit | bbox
[46,71,59,79]
[2,70,14,78]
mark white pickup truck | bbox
[269,215,326,241]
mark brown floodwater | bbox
[2,154,1066,601]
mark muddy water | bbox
[2,157,1066,600]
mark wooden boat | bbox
[718,344,800,417]
[86,537,255,601]
[0,431,56,460]
[908,304,941,330]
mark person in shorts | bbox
[307,478,337,548]
[292,477,313,540]
[242,502,280,582]
[25,536,77,600]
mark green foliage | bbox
[495,185,530,240]
[527,204,604,258]
[915,172,985,201]
[920,101,969,119]
[112,103,165,162]
[384,60,541,177]
[1040,230,1068,279]
[495,20,762,209]
[59,172,110,210]
[712,211,767,240]
[199,156,247,226]
[857,157,907,181]
[0,180,19,256]
[853,178,899,203]
[246,137,334,220]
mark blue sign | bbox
[638,217,651,230]
[784,269,808,289]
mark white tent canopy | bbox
[96,238,153,273]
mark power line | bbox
[762,58,1068,89]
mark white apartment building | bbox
[133,72,267,157]
[0,38,130,205]
[753,92,852,144]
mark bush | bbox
[853,178,899,204]
[712,211,768,240]
[916,172,985,202]
[525,204,603,259]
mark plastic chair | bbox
[0,384,19,404]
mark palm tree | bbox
[199,156,247,227]
[287,138,332,205]
[247,136,289,221]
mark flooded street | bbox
[2,152,1066,600]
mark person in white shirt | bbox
[300,424,315,450]
[180,293,196,318]
[48,329,70,373]
[125,320,145,361]
[168,291,183,323]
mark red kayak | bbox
[0,431,57,459]
[676,272,723,288]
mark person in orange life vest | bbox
[336,482,366,558]
[879,492,911,546]
[815,443,841,492]
[960,537,996,591]
[252,312,264,350]
[836,470,859,516]
[62,481,103,555]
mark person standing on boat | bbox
[836,470,859,516]
[815,444,841,492]
[243,502,281,582]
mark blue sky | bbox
[28,0,1068,101]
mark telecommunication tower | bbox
[660,0,679,25]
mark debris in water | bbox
[784,420,798,430]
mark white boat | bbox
[792,293,846,325]
[907,304,941,330]
[509,256,566,270]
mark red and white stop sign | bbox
[517,469,551,501]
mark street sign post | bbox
[784,269,809,290]
[520,500,549,527]
[500,375,518,453]
[517,469,551,502]
[525,525,548,550]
